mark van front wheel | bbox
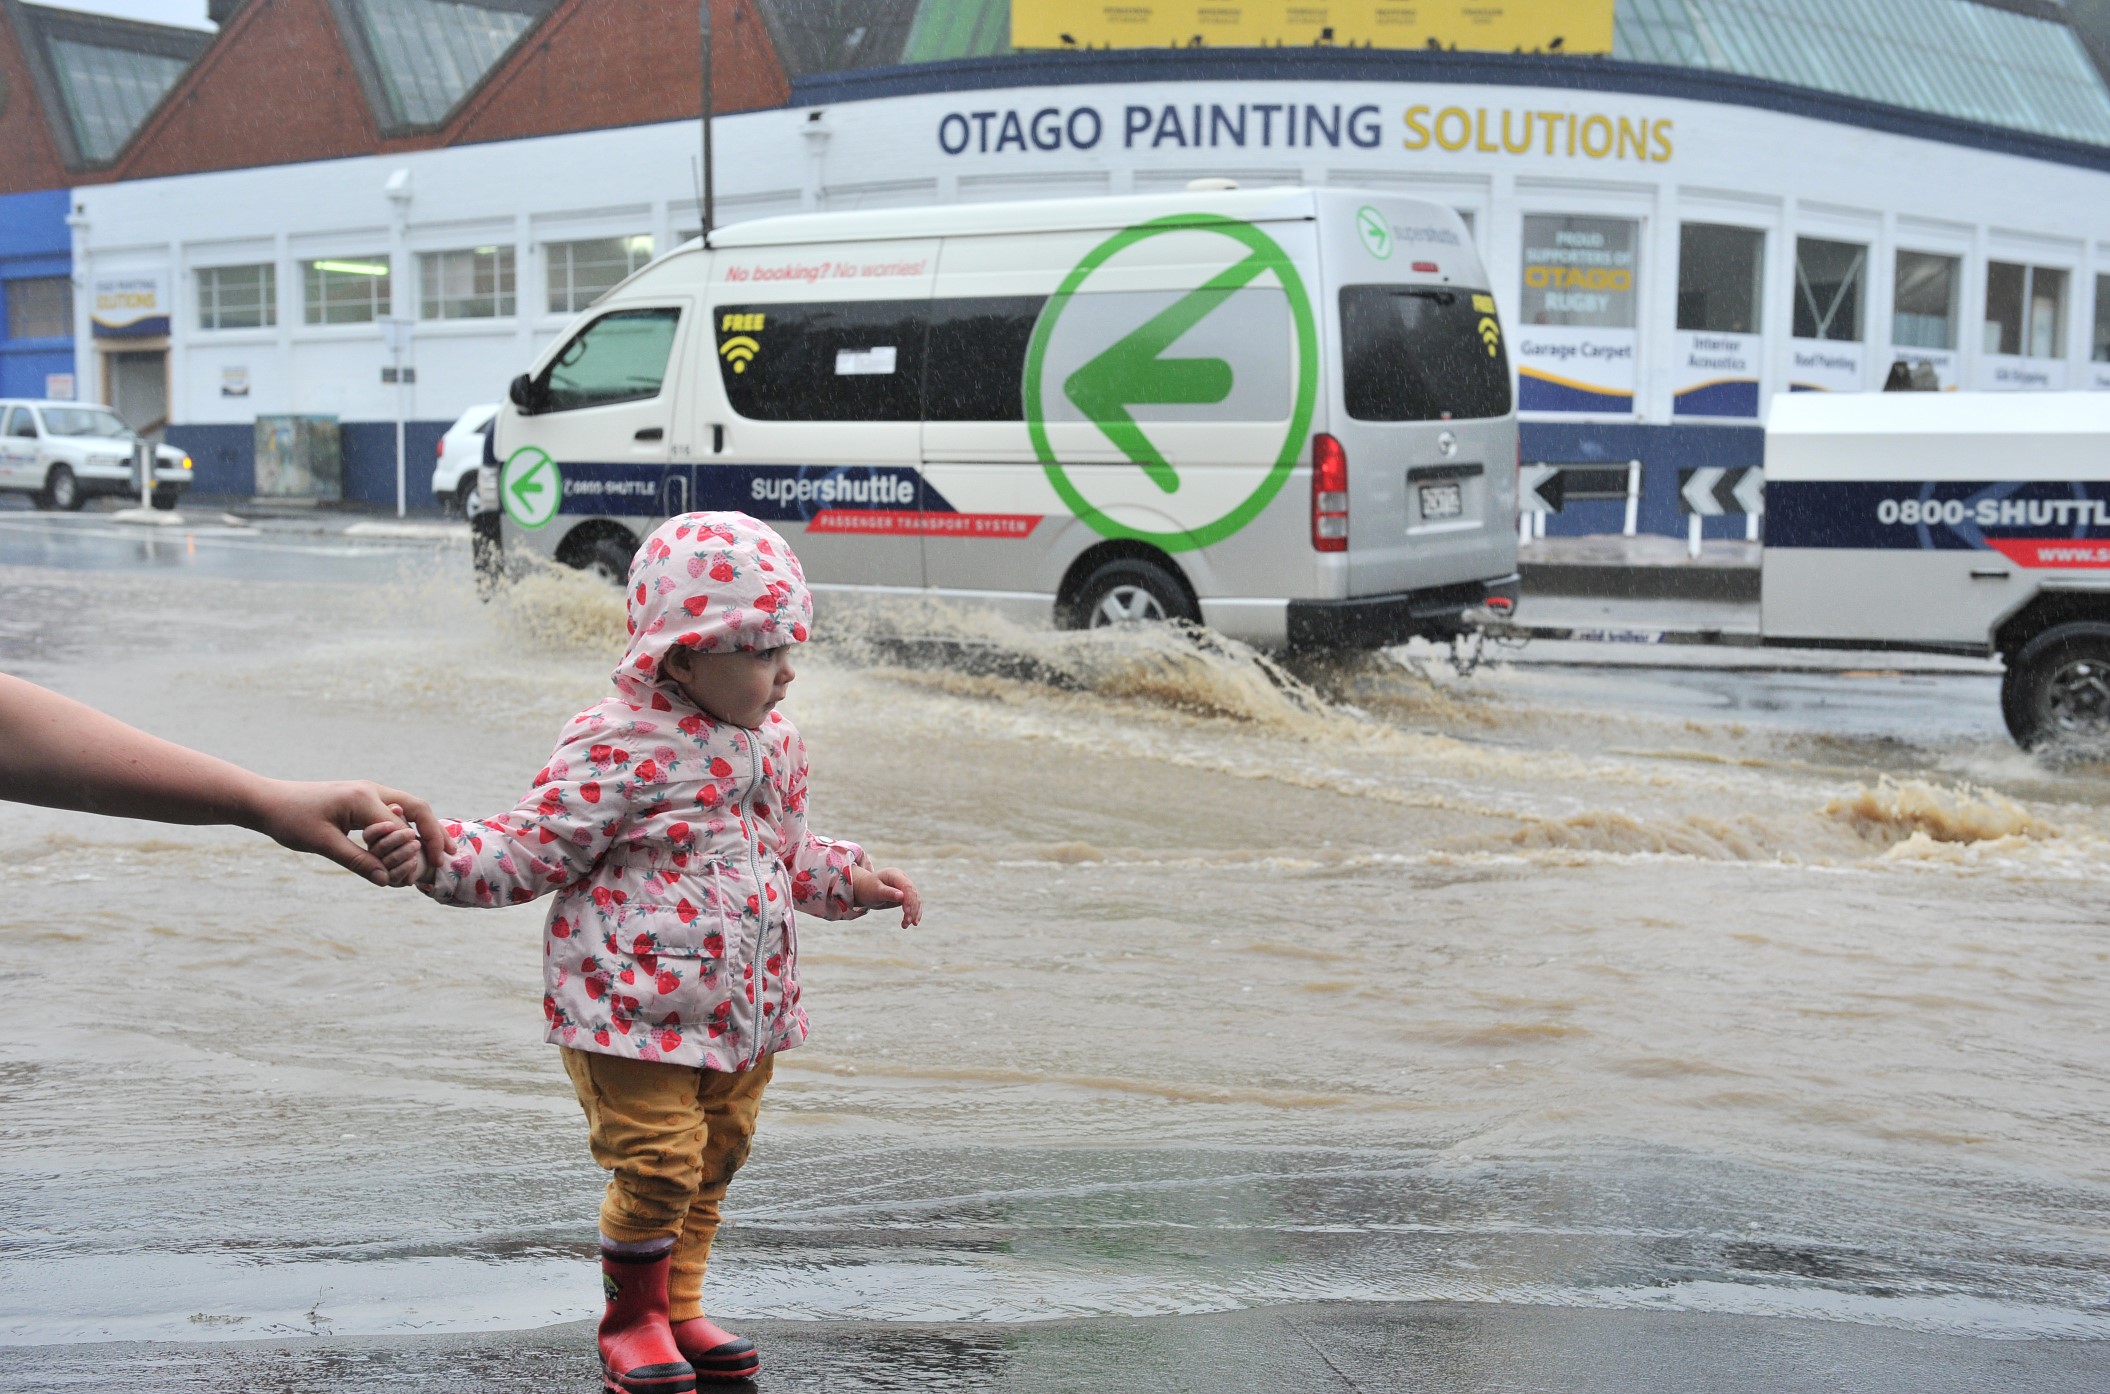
[2002,621,2110,750]
[584,536,634,587]
[1071,557,1198,630]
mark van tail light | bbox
[1312,433,1348,552]
[436,437,446,459]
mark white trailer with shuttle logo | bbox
[1764,391,2110,748]
[478,186,1521,650]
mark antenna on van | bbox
[698,0,716,244]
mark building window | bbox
[304,256,392,324]
[6,276,74,340]
[420,246,516,320]
[1520,215,1639,328]
[197,264,277,331]
[2094,276,2110,363]
[1793,238,1866,342]
[1676,224,1764,334]
[547,236,654,314]
[1892,252,1960,350]
[1986,261,2067,358]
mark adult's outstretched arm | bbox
[0,672,451,884]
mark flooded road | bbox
[1,523,2106,1351]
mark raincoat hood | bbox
[617,511,812,701]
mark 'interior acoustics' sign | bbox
[1011,1,1613,54]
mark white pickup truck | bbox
[1764,392,2110,749]
[0,399,192,511]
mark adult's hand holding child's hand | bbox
[263,781,452,887]
[360,805,439,888]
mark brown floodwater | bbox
[1,554,2105,1345]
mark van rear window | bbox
[1339,286,1511,422]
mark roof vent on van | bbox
[1186,178,1240,191]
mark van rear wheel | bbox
[2001,621,2110,750]
[1072,556,1198,630]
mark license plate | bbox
[1418,481,1463,520]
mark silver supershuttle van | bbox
[483,186,1521,649]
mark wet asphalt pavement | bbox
[13,1304,2108,1393]
[5,503,2107,1389]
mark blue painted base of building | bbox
[1520,420,1765,541]
[165,417,1763,534]
[168,419,451,511]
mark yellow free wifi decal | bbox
[719,336,760,374]
[719,311,765,374]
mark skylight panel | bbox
[47,38,187,162]
[351,0,540,127]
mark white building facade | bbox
[70,45,2110,531]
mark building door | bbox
[106,349,168,441]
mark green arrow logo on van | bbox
[502,445,561,529]
[1025,215,1318,553]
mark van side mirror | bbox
[509,372,541,413]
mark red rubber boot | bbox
[671,1316,761,1382]
[599,1239,697,1394]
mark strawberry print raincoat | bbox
[420,512,867,1070]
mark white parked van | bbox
[485,187,1520,649]
[1764,391,2110,747]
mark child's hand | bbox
[360,806,434,888]
[852,864,921,926]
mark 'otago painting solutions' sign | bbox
[91,272,168,339]
[934,95,1675,168]
[1012,0,1614,53]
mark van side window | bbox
[715,301,928,422]
[540,308,681,412]
[1339,286,1512,422]
[925,296,1047,421]
[4,408,36,438]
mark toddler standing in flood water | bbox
[365,511,920,1393]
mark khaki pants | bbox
[561,1047,773,1321]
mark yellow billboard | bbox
[1011,2,1615,55]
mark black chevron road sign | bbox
[1519,463,1564,514]
[1678,466,1765,516]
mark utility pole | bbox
[380,315,411,518]
[699,0,715,241]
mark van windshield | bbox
[1339,286,1511,422]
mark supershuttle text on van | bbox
[750,474,917,508]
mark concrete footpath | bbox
[1520,535,1761,603]
[9,1304,2105,1394]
